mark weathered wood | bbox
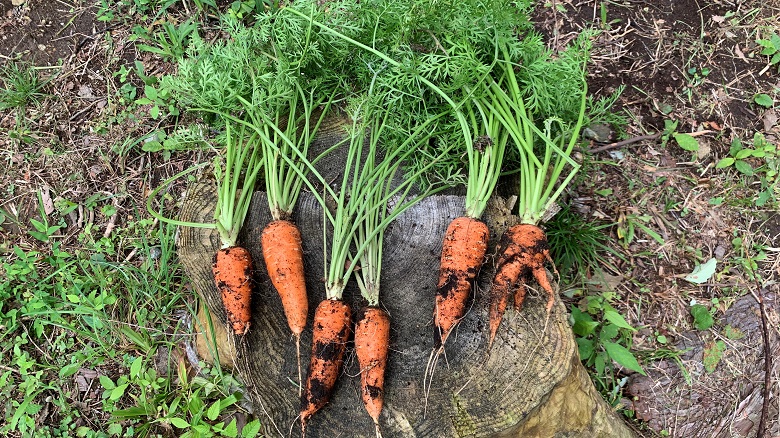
[176,115,636,437]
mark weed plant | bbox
[0,200,252,436]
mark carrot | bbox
[487,224,554,347]
[300,298,352,433]
[434,216,489,348]
[262,219,308,336]
[262,218,308,388]
[212,246,254,335]
[354,306,390,435]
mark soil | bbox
[1,0,778,437]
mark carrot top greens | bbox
[317,96,452,301]
[212,123,263,247]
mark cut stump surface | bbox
[176,116,636,438]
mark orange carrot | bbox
[262,219,308,341]
[487,224,554,347]
[300,299,352,433]
[354,306,390,433]
[212,246,254,335]
[262,219,309,393]
[261,219,308,336]
[434,216,489,348]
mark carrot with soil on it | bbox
[354,306,390,437]
[239,81,336,392]
[210,122,263,335]
[294,95,451,435]
[349,104,450,436]
[485,39,588,348]
[148,122,262,336]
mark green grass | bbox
[0,61,51,111]
[545,204,622,281]
[0,201,256,437]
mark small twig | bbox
[588,129,715,154]
[742,223,772,438]
[0,364,20,375]
[749,282,772,438]
[75,24,118,53]
[589,132,662,153]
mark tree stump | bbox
[176,117,636,438]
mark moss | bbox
[451,394,477,437]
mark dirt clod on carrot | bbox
[487,224,554,348]
[434,216,489,349]
[300,299,352,430]
[212,246,254,335]
[355,306,390,428]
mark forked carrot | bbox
[484,38,588,348]
[487,224,554,348]
[434,216,489,348]
[354,306,390,436]
[212,246,254,335]
[300,299,352,434]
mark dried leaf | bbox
[763,109,777,132]
[41,186,55,216]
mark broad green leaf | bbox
[754,94,773,108]
[59,362,80,378]
[242,419,262,438]
[571,307,598,337]
[170,417,190,429]
[110,383,129,401]
[130,357,143,379]
[673,133,699,151]
[222,418,238,438]
[599,323,619,341]
[735,149,753,159]
[219,393,240,410]
[603,341,646,375]
[771,33,780,50]
[99,375,115,390]
[715,157,734,168]
[603,309,637,331]
[730,136,743,154]
[684,258,717,284]
[107,423,123,436]
[142,141,164,152]
[150,105,160,119]
[166,397,181,417]
[577,337,595,361]
[144,85,157,100]
[734,160,754,176]
[207,401,220,421]
[594,351,606,374]
[756,190,771,207]
[690,304,714,330]
[30,218,46,232]
[66,294,81,303]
